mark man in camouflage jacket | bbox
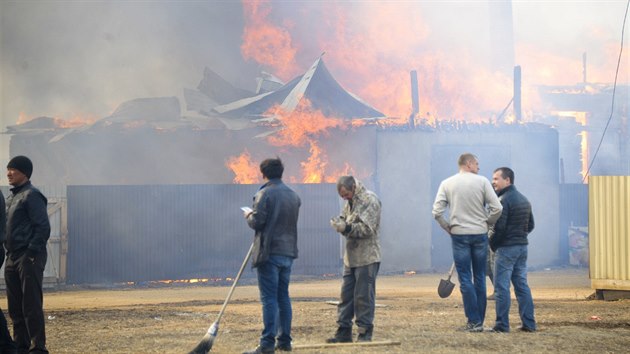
[327,176,381,343]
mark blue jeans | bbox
[494,245,536,331]
[451,234,488,325]
[256,255,294,349]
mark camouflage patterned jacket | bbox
[339,181,382,267]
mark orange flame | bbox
[55,114,97,128]
[240,1,520,122]
[16,112,30,125]
[226,99,366,184]
[266,99,344,147]
[226,149,261,184]
[300,139,327,183]
[16,112,96,128]
[241,0,299,81]
[265,100,358,183]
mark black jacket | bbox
[247,179,301,267]
[0,190,5,243]
[1,190,5,265]
[489,185,534,252]
[4,182,51,260]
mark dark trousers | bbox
[0,247,17,353]
[4,252,48,354]
[0,307,17,353]
[336,262,380,330]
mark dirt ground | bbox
[3,268,629,353]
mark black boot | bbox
[326,327,353,343]
[357,326,373,342]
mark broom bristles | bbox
[188,333,215,354]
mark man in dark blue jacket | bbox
[489,167,536,333]
[243,157,301,354]
[5,155,50,353]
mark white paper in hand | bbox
[241,206,253,213]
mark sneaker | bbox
[326,327,353,343]
[465,323,484,333]
[519,326,536,332]
[491,326,509,333]
[275,343,292,352]
[357,326,373,342]
[243,345,275,354]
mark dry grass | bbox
[6,268,629,353]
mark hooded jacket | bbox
[489,185,535,252]
[339,181,382,267]
[247,178,301,267]
[4,181,51,260]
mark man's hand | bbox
[330,216,347,233]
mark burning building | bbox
[3,55,566,284]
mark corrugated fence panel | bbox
[589,176,630,290]
[66,184,341,284]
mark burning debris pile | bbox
[3,55,575,272]
[4,55,390,186]
[6,49,626,189]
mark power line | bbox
[582,0,630,183]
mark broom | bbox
[189,242,254,354]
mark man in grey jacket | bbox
[327,176,381,343]
[432,153,502,332]
[243,157,301,354]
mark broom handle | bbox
[215,242,255,323]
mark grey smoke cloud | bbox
[0,1,256,126]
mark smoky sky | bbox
[0,1,257,124]
[1,1,628,166]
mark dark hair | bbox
[336,175,356,193]
[260,157,284,179]
[494,167,515,184]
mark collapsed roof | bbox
[186,56,385,126]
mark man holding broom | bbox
[243,157,301,354]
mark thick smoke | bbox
[0,2,258,165]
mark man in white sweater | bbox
[432,153,503,332]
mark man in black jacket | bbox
[5,155,50,353]
[489,167,536,333]
[1,188,18,354]
[243,158,301,354]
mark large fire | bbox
[231,1,627,184]
[226,99,362,184]
[231,1,520,184]
[241,0,300,81]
